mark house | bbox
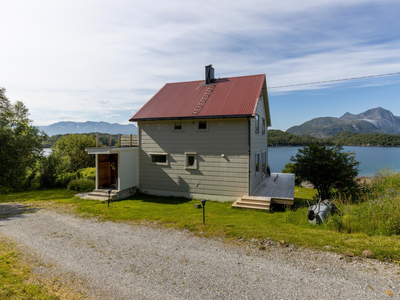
[86,66,294,208]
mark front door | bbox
[98,154,118,189]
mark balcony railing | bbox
[95,133,138,148]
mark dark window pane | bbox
[198,121,207,129]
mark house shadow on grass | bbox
[0,203,39,224]
[125,193,192,205]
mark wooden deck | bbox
[232,173,295,210]
[253,173,295,203]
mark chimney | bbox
[205,65,215,85]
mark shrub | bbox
[56,172,79,187]
[68,178,95,193]
[78,167,95,181]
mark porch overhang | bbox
[85,147,138,155]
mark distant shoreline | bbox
[269,145,400,148]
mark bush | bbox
[78,168,95,181]
[68,178,95,192]
[56,172,79,187]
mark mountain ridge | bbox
[286,107,400,138]
[38,121,137,136]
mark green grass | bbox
[1,186,400,262]
[0,237,57,300]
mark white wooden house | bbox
[86,66,294,208]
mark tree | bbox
[0,88,47,191]
[53,134,97,172]
[289,142,360,199]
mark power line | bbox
[269,71,400,89]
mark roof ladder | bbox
[192,80,217,115]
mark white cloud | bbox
[1,0,399,127]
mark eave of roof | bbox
[130,74,266,121]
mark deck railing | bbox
[95,133,138,147]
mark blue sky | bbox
[1,0,400,131]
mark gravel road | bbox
[1,202,399,299]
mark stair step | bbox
[93,189,118,194]
[88,193,114,198]
[236,199,271,206]
[82,196,109,201]
[241,196,271,201]
[232,202,270,210]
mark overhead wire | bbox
[269,71,400,89]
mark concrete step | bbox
[88,192,115,198]
[92,189,118,195]
[82,195,109,201]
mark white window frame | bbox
[197,120,209,131]
[185,152,198,170]
[149,153,169,166]
[173,120,184,132]
[255,114,259,134]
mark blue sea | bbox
[268,146,400,177]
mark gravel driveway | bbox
[1,202,399,299]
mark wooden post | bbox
[118,134,121,147]
[130,134,133,147]
[109,134,112,147]
[96,133,99,148]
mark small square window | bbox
[255,115,259,134]
[198,121,207,130]
[150,153,168,165]
[185,152,197,170]
[174,121,183,131]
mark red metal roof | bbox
[130,74,266,121]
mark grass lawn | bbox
[0,237,57,299]
[1,187,400,262]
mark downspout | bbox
[247,117,251,196]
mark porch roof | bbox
[85,146,138,155]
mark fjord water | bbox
[268,146,400,177]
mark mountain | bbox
[38,121,137,136]
[286,107,400,138]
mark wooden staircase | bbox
[82,189,119,201]
[232,196,271,210]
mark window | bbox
[262,150,266,176]
[174,121,183,131]
[255,114,259,133]
[198,120,207,130]
[255,153,260,174]
[150,153,168,165]
[262,118,266,135]
[185,152,197,169]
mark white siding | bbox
[250,95,269,194]
[118,148,139,191]
[138,118,249,201]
